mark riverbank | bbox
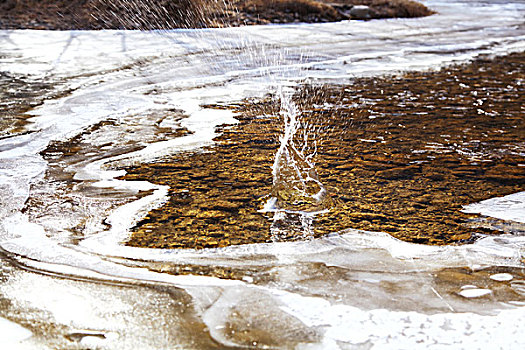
[0,0,434,30]
[117,51,525,249]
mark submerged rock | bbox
[350,5,376,19]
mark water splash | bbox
[93,0,237,30]
[261,86,332,240]
[269,86,331,214]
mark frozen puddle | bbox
[1,0,525,348]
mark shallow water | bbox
[121,55,524,249]
[1,0,525,348]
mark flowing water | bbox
[1,0,525,348]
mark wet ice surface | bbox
[463,192,525,224]
[1,0,525,348]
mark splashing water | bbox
[262,86,332,240]
[270,87,331,214]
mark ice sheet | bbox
[463,191,525,224]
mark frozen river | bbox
[1,0,525,348]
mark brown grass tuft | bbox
[0,0,435,30]
[241,0,344,22]
[328,0,435,18]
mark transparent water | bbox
[0,0,525,348]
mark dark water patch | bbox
[0,72,71,138]
[22,109,192,244]
[434,266,525,308]
[123,52,524,249]
[119,257,276,283]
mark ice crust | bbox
[463,191,525,224]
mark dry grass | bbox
[0,0,224,29]
[363,0,435,18]
[324,0,435,18]
[237,0,345,23]
[242,0,341,19]
[93,0,222,29]
[0,0,435,29]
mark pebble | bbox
[350,5,374,20]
